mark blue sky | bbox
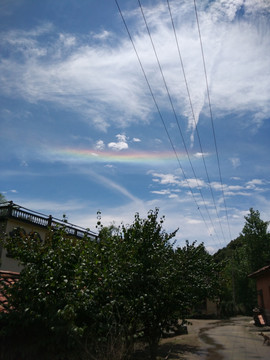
[1,0,270,252]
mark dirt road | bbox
[169,316,270,360]
[133,316,270,359]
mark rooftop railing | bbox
[0,201,97,240]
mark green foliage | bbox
[0,193,6,203]
[175,241,221,310]
[215,208,270,316]
[241,208,270,272]
[1,228,98,359]
[119,209,179,360]
[0,209,221,360]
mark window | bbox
[6,227,26,257]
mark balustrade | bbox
[0,201,96,240]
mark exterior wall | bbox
[0,218,48,272]
[0,202,97,274]
[206,299,219,316]
[256,273,270,325]
[193,298,219,317]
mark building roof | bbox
[0,270,20,313]
[248,265,270,279]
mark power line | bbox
[137,0,222,244]
[166,0,226,244]
[114,0,213,238]
[193,0,232,241]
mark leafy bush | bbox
[0,209,220,360]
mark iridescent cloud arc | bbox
[50,147,188,165]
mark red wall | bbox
[256,272,270,323]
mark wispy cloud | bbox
[230,157,241,169]
[0,0,269,136]
[150,170,270,202]
[93,172,140,203]
[75,166,142,204]
[151,172,181,185]
[95,140,105,150]
[151,189,172,195]
[0,0,269,251]
[91,30,112,41]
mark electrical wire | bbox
[137,0,222,244]
[193,0,232,241]
[166,0,226,244]
[114,0,212,238]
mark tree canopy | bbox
[0,208,221,360]
[0,193,6,203]
[214,208,270,316]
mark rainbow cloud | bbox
[49,147,188,165]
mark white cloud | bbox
[245,179,267,191]
[151,189,171,195]
[1,189,18,195]
[59,33,76,47]
[116,134,128,143]
[183,178,206,189]
[150,174,270,201]
[95,140,105,150]
[92,172,141,203]
[194,152,210,158]
[244,0,270,15]
[210,182,224,191]
[151,172,181,185]
[0,0,268,134]
[211,181,246,194]
[108,134,129,151]
[132,137,141,142]
[224,191,251,197]
[246,179,265,186]
[168,193,179,199]
[92,116,109,132]
[91,30,112,41]
[187,218,202,225]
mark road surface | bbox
[133,317,270,359]
[197,316,270,360]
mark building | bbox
[193,298,220,318]
[0,201,97,273]
[249,265,270,325]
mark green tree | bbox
[119,209,178,360]
[215,208,270,316]
[241,208,270,272]
[0,211,178,360]
[107,210,220,359]
[0,227,98,359]
[0,209,222,360]
[175,241,221,316]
